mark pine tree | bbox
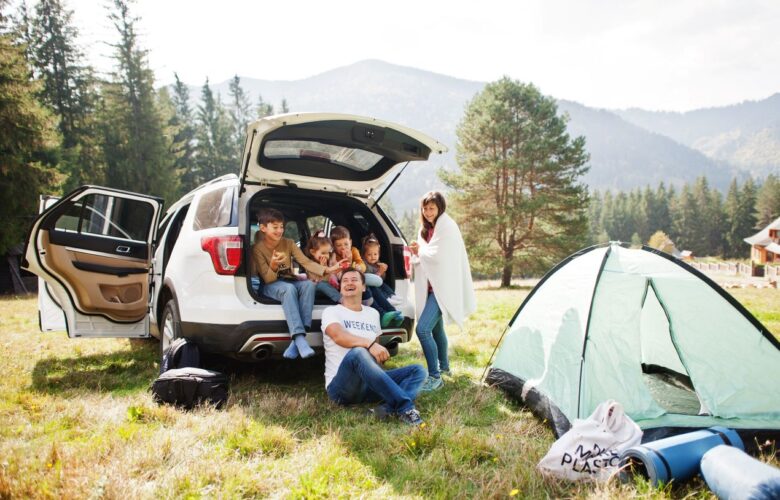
[397,209,418,242]
[724,178,758,258]
[99,0,177,202]
[227,75,251,163]
[755,174,780,228]
[647,183,671,236]
[0,16,60,254]
[600,190,614,242]
[279,97,289,113]
[441,77,589,286]
[169,73,197,193]
[256,93,273,118]
[195,78,233,181]
[671,183,698,253]
[587,190,604,244]
[25,0,103,190]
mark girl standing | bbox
[410,192,476,391]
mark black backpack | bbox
[160,337,201,374]
[151,367,229,410]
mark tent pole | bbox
[481,324,509,383]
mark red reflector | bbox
[403,245,412,278]
[201,235,243,275]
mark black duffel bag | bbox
[151,367,229,410]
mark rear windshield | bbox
[263,140,383,171]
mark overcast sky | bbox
[61,0,780,112]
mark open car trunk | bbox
[246,188,402,304]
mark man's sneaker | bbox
[419,375,444,392]
[398,408,424,426]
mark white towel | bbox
[412,213,477,328]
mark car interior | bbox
[246,188,402,304]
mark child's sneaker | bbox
[398,408,424,426]
[387,294,403,306]
[381,311,399,328]
[419,375,444,392]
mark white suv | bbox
[24,113,446,361]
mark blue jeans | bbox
[365,273,395,297]
[368,286,395,315]
[364,273,383,287]
[326,348,426,414]
[260,279,315,335]
[379,283,394,297]
[416,292,449,378]
[315,280,341,303]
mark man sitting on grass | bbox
[321,268,426,425]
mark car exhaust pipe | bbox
[386,336,402,351]
[252,343,273,360]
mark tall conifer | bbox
[99,0,177,201]
[0,8,60,253]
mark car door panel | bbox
[24,186,162,337]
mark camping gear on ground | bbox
[538,400,642,481]
[618,426,743,486]
[160,337,201,374]
[485,242,780,444]
[701,445,780,500]
[151,367,229,410]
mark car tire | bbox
[159,299,181,363]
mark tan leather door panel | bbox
[42,231,149,322]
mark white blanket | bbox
[412,212,477,328]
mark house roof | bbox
[744,215,780,246]
[766,242,780,255]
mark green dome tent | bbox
[486,243,780,444]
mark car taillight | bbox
[201,235,243,275]
[403,245,412,278]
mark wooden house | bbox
[744,215,780,265]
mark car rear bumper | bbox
[181,317,414,361]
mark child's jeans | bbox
[364,273,383,287]
[368,285,395,315]
[315,280,341,303]
[260,279,315,335]
[365,273,396,298]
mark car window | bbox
[306,215,330,236]
[53,193,154,242]
[284,221,301,241]
[192,186,235,231]
[264,140,383,171]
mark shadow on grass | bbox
[31,339,158,395]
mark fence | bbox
[689,262,752,277]
[689,261,780,280]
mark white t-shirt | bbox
[321,304,380,388]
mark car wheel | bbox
[159,300,181,363]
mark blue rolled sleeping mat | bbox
[701,445,780,500]
[618,426,743,486]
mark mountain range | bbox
[199,59,779,211]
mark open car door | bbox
[37,195,66,332]
[23,186,162,338]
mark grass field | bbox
[0,287,778,499]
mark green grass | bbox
[0,288,778,498]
